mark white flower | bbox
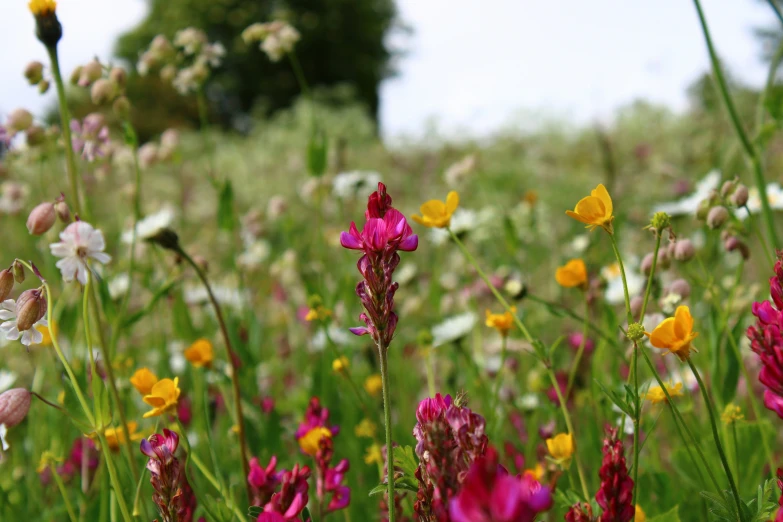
[395,263,418,286]
[201,43,226,67]
[122,207,175,244]
[0,370,16,393]
[517,393,540,411]
[260,23,300,62]
[332,170,382,199]
[0,299,47,346]
[602,262,644,306]
[653,170,720,216]
[108,273,130,300]
[237,241,271,269]
[660,292,683,315]
[738,183,783,220]
[50,221,111,285]
[444,154,477,187]
[0,423,8,451]
[173,28,207,55]
[570,234,590,254]
[432,312,477,347]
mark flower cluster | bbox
[242,21,301,62]
[70,113,110,162]
[340,182,418,348]
[448,446,552,522]
[595,427,635,522]
[747,257,783,419]
[140,429,196,522]
[253,463,312,521]
[413,393,488,521]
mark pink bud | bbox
[15,288,46,331]
[78,59,103,87]
[724,236,750,260]
[641,253,654,275]
[55,199,71,223]
[669,278,691,298]
[90,78,117,105]
[26,202,56,235]
[731,185,749,207]
[674,239,695,262]
[0,269,13,302]
[707,206,729,229]
[0,388,32,428]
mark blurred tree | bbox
[114,0,402,137]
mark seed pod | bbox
[69,65,83,85]
[641,253,654,276]
[78,59,103,87]
[724,236,750,260]
[55,199,70,223]
[15,289,47,331]
[656,248,670,270]
[707,206,729,229]
[26,202,56,235]
[25,125,45,146]
[12,260,25,284]
[37,80,50,95]
[6,108,33,134]
[0,388,32,428]
[90,78,117,105]
[109,67,127,87]
[674,239,695,262]
[0,269,14,302]
[24,61,44,85]
[731,185,749,208]
[669,279,691,299]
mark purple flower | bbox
[70,113,110,162]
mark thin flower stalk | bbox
[565,294,590,399]
[50,461,78,522]
[97,430,133,522]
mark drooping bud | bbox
[37,79,50,94]
[656,248,670,270]
[706,206,729,229]
[24,61,44,85]
[146,228,181,251]
[6,108,34,135]
[0,388,32,428]
[15,288,47,331]
[69,65,83,85]
[90,78,117,105]
[731,184,749,207]
[26,201,56,235]
[112,96,131,120]
[25,125,46,146]
[720,179,737,198]
[78,59,103,87]
[724,236,750,260]
[669,278,691,299]
[12,260,25,284]
[0,269,14,302]
[109,67,127,87]
[55,198,70,223]
[674,239,695,262]
[641,253,654,276]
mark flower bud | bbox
[627,322,645,342]
[0,269,14,302]
[641,253,654,275]
[78,59,103,87]
[630,295,643,320]
[6,108,33,134]
[724,236,750,260]
[15,288,47,331]
[150,34,172,54]
[109,67,127,87]
[90,78,117,105]
[720,179,737,198]
[649,211,670,232]
[706,206,729,229]
[37,80,50,94]
[656,248,670,270]
[731,185,749,207]
[0,388,32,428]
[55,199,70,223]
[113,96,131,120]
[24,61,44,85]
[25,125,46,146]
[674,239,695,262]
[666,240,677,259]
[160,128,179,149]
[26,202,56,235]
[12,260,25,284]
[669,278,691,299]
[69,65,83,85]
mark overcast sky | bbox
[0,0,775,138]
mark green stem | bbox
[45,44,84,217]
[687,359,745,522]
[378,342,395,522]
[766,0,783,26]
[176,247,251,502]
[491,334,509,426]
[324,327,373,417]
[51,462,78,522]
[565,294,590,398]
[608,233,633,325]
[132,418,159,518]
[744,205,775,266]
[639,232,662,319]
[692,0,779,247]
[425,347,436,398]
[547,369,590,500]
[97,432,133,522]
[526,293,621,351]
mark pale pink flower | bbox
[49,222,111,285]
[0,299,47,346]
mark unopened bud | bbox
[656,248,671,270]
[724,236,750,260]
[696,199,711,220]
[109,67,127,87]
[25,125,45,146]
[669,278,691,299]
[15,288,47,331]
[138,143,159,169]
[0,388,32,428]
[12,260,25,284]
[55,199,70,223]
[6,108,33,134]
[160,128,179,149]
[78,59,103,87]
[721,179,737,198]
[26,202,56,235]
[113,96,131,120]
[0,269,14,302]
[649,211,670,232]
[627,322,645,343]
[69,65,83,85]
[666,240,677,259]
[630,295,644,320]
[37,80,50,94]
[731,185,749,207]
[146,227,180,251]
[90,78,117,105]
[707,206,729,229]
[24,61,44,85]
[674,239,695,262]
[160,64,177,83]
[641,253,654,276]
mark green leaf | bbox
[307,126,327,177]
[368,483,387,497]
[595,379,633,417]
[648,505,681,522]
[62,381,94,433]
[301,507,312,521]
[217,180,236,231]
[200,495,232,522]
[393,445,418,479]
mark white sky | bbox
[0,0,775,138]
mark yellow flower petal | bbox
[446,191,459,214]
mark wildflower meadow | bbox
[3,1,783,521]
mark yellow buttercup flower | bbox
[555,259,588,288]
[523,463,544,482]
[364,443,383,465]
[305,306,332,322]
[29,0,56,16]
[91,422,143,452]
[184,338,214,368]
[566,183,614,233]
[635,505,646,522]
[37,320,56,346]
[332,356,350,373]
[643,381,683,404]
[411,191,459,228]
[298,426,332,456]
[645,305,699,361]
[364,374,383,397]
[485,307,516,336]
[130,367,159,395]
[721,403,744,425]
[546,432,575,467]
[355,418,377,438]
[142,377,181,418]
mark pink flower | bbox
[70,113,110,162]
[449,447,552,522]
[596,427,634,522]
[50,221,111,285]
[139,429,195,522]
[261,464,311,521]
[248,456,281,506]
